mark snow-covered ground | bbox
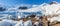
[0,1,60,26]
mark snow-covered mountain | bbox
[43,1,60,15]
[0,1,60,26]
[5,4,46,17]
[0,1,60,18]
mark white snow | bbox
[0,1,60,26]
[48,16,60,22]
[0,21,11,26]
[2,19,18,23]
[24,20,32,26]
[43,1,60,15]
[15,20,24,26]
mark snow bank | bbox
[48,16,60,22]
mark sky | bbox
[0,0,60,7]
